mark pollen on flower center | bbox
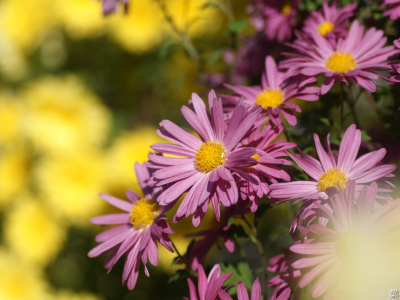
[317,167,348,192]
[336,229,369,262]
[194,141,226,173]
[281,4,292,15]
[325,51,357,73]
[317,21,334,36]
[255,88,285,109]
[130,198,159,230]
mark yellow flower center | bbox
[317,21,334,37]
[130,198,159,230]
[281,4,292,15]
[251,153,261,161]
[194,141,226,173]
[336,229,369,262]
[317,168,348,192]
[255,88,285,109]
[325,51,357,73]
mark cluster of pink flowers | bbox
[88,1,400,299]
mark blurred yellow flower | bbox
[0,37,27,81]
[35,150,107,225]
[0,0,54,52]
[53,290,103,300]
[0,249,50,300]
[104,128,163,196]
[4,197,66,266]
[22,76,111,154]
[0,149,29,208]
[0,92,23,146]
[109,0,166,53]
[55,0,108,39]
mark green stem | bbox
[345,86,362,129]
[171,239,191,270]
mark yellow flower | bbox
[0,0,54,52]
[35,150,107,225]
[22,76,111,154]
[0,37,27,81]
[54,290,103,300]
[0,249,50,300]
[55,0,108,39]
[109,0,165,53]
[0,91,23,146]
[4,197,66,266]
[105,128,164,196]
[0,149,29,209]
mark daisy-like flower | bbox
[302,1,357,47]
[223,56,320,126]
[390,38,400,84]
[268,247,301,289]
[281,20,400,94]
[235,121,296,211]
[148,90,263,226]
[381,0,400,20]
[290,181,400,298]
[183,264,232,300]
[269,124,396,201]
[101,0,129,15]
[88,163,174,290]
[217,278,262,300]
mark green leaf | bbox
[158,41,177,59]
[228,19,247,34]
[205,50,223,68]
[201,1,219,9]
[228,224,247,239]
[171,256,179,267]
[319,117,330,125]
[221,262,253,295]
[361,130,372,142]
[168,269,191,284]
[227,217,235,226]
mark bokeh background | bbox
[1,0,400,299]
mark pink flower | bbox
[269,124,396,201]
[281,20,400,94]
[217,278,262,300]
[88,163,174,290]
[390,38,400,83]
[101,0,129,15]
[222,56,320,126]
[381,0,400,20]
[148,90,263,226]
[183,264,232,300]
[290,181,400,298]
[302,1,357,47]
[270,284,291,300]
[235,121,296,212]
[268,248,301,289]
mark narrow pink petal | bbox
[250,278,261,300]
[290,243,336,255]
[99,193,133,212]
[337,124,361,173]
[237,282,250,300]
[95,224,130,242]
[90,213,130,225]
[298,256,339,288]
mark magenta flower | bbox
[88,163,174,290]
[270,284,291,300]
[269,124,395,201]
[217,278,262,300]
[223,56,320,126]
[148,91,263,226]
[235,121,296,212]
[390,38,400,83]
[268,248,301,289]
[381,0,400,20]
[183,264,232,300]
[101,0,129,15]
[302,1,357,47]
[281,20,400,94]
[290,181,400,298]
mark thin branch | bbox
[171,239,191,270]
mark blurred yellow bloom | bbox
[4,197,66,266]
[0,149,29,208]
[55,0,108,39]
[0,249,50,300]
[0,0,54,52]
[0,37,27,81]
[105,128,163,196]
[109,0,165,53]
[35,150,107,225]
[0,92,23,146]
[53,290,103,300]
[22,76,111,154]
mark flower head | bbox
[381,0,400,20]
[281,20,400,94]
[223,56,320,126]
[148,90,263,226]
[217,278,262,300]
[88,163,174,290]
[101,0,129,15]
[269,124,396,202]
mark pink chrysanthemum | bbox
[88,163,174,290]
[281,20,400,94]
[235,121,296,212]
[222,56,320,126]
[290,181,400,298]
[302,1,357,47]
[101,0,129,15]
[390,38,400,83]
[381,0,400,20]
[268,247,301,289]
[183,264,232,300]
[269,124,395,201]
[148,91,263,226]
[217,278,262,300]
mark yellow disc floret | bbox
[317,167,348,192]
[281,4,292,15]
[325,51,357,73]
[194,141,226,173]
[336,229,369,262]
[130,198,159,230]
[317,21,334,37]
[255,88,285,109]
